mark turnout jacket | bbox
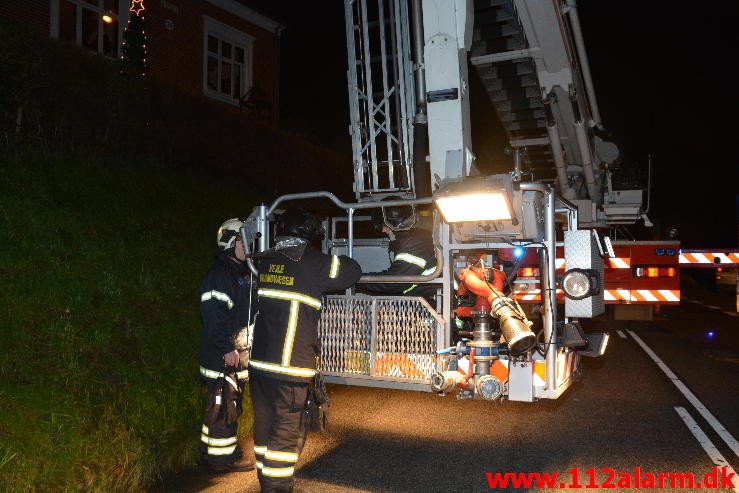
[359,228,437,297]
[249,241,362,382]
[199,252,255,375]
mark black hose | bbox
[412,122,431,198]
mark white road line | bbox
[684,298,738,317]
[628,330,739,459]
[616,330,627,339]
[675,407,739,493]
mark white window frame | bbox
[203,15,254,107]
[50,0,129,58]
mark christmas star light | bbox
[130,0,145,16]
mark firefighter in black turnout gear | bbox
[359,200,438,299]
[249,207,361,492]
[198,218,255,473]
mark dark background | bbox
[250,1,738,249]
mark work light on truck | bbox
[561,268,600,300]
[433,175,515,223]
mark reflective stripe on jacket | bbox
[359,228,437,297]
[250,246,362,382]
[199,252,255,373]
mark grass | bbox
[0,144,258,492]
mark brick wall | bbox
[0,0,50,34]
[143,0,278,122]
[0,0,279,124]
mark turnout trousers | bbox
[199,368,248,465]
[250,371,309,493]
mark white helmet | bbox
[217,218,243,250]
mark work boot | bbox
[232,455,256,470]
[204,461,254,474]
[233,447,244,461]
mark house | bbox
[0,0,284,124]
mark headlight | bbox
[561,268,600,300]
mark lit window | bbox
[203,16,253,106]
[53,0,123,58]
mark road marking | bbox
[616,330,627,339]
[628,330,739,459]
[683,298,738,317]
[674,407,739,493]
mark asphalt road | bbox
[155,285,739,492]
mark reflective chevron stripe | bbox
[603,289,680,303]
[680,252,739,265]
[511,288,680,304]
[607,257,631,269]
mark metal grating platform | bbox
[318,295,443,388]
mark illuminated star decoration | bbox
[130,0,145,16]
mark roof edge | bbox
[204,0,285,34]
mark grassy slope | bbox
[0,147,257,492]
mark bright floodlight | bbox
[433,174,515,224]
[435,193,511,222]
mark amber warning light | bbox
[634,267,677,278]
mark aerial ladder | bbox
[240,0,644,402]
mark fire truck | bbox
[240,0,735,402]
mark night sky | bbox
[250,1,738,249]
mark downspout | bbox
[272,24,286,127]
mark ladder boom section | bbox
[346,0,416,201]
[470,0,646,227]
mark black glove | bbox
[221,371,242,425]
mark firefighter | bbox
[249,207,362,492]
[198,218,255,473]
[358,200,438,299]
